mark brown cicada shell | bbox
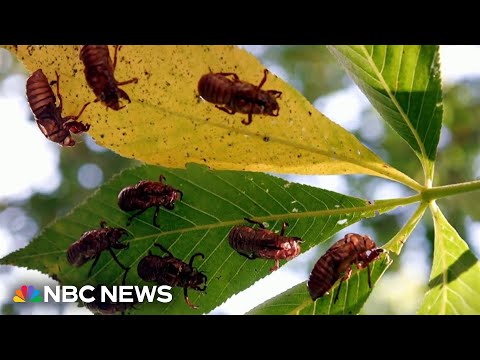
[198,69,282,125]
[307,233,384,303]
[137,243,207,309]
[26,69,90,146]
[117,175,183,228]
[85,268,138,315]
[80,45,138,110]
[67,221,129,278]
[228,218,302,271]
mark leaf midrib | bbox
[256,256,391,315]
[357,46,429,180]
[96,87,423,191]
[6,196,422,262]
[431,202,450,314]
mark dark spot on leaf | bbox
[263,136,270,142]
[308,111,312,116]
[100,134,105,139]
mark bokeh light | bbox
[77,163,104,189]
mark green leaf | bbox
[328,45,443,181]
[1,164,403,314]
[248,253,392,315]
[418,203,480,314]
[250,198,426,315]
[2,45,421,190]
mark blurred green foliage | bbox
[24,143,136,226]
[262,46,349,101]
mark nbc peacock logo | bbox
[13,285,43,303]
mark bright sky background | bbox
[0,45,479,315]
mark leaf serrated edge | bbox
[327,45,440,185]
[0,164,145,268]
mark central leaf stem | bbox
[423,180,480,201]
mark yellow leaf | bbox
[4,45,420,190]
